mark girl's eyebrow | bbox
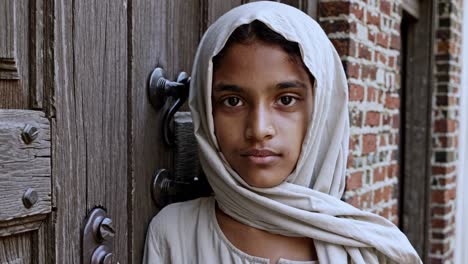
[213,83,242,92]
[276,80,307,89]
[213,80,307,93]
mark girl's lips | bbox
[240,148,281,165]
[240,148,279,157]
[245,155,281,165]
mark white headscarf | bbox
[188,2,421,263]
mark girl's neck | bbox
[215,202,318,263]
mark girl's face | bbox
[212,40,314,188]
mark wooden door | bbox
[0,1,317,263]
[0,0,53,263]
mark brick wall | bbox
[319,0,402,224]
[318,0,463,263]
[430,0,463,262]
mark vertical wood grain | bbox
[129,0,202,262]
[52,1,85,261]
[0,232,32,264]
[52,0,129,263]
[203,0,242,29]
[0,0,47,110]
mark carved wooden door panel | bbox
[0,0,53,263]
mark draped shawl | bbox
[188,2,422,263]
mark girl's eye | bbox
[278,96,297,106]
[223,96,243,107]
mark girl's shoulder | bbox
[147,196,215,239]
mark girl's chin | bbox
[240,173,288,188]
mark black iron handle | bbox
[148,67,191,146]
[151,169,212,209]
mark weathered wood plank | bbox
[130,0,202,262]
[0,0,18,80]
[30,0,45,109]
[0,215,45,237]
[0,215,48,263]
[203,0,242,29]
[53,0,128,263]
[0,0,46,109]
[0,232,32,264]
[52,0,87,262]
[75,1,128,263]
[0,110,51,222]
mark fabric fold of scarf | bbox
[188,2,422,263]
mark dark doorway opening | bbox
[398,2,435,262]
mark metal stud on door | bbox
[82,208,115,264]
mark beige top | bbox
[143,197,319,264]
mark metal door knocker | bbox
[147,67,212,209]
[82,207,115,264]
[148,67,191,146]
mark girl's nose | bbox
[245,104,276,141]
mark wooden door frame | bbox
[399,0,436,262]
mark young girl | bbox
[144,2,421,263]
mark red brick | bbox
[347,171,363,189]
[432,218,451,229]
[321,20,354,35]
[432,166,456,175]
[388,56,396,68]
[381,206,391,219]
[376,51,387,64]
[362,65,377,80]
[376,32,389,48]
[380,1,392,16]
[432,205,453,216]
[362,134,377,154]
[367,11,380,26]
[366,111,380,126]
[434,119,458,133]
[436,95,458,107]
[392,114,400,129]
[383,113,391,126]
[344,62,360,79]
[319,2,350,17]
[436,135,456,148]
[384,94,400,109]
[349,84,365,101]
[373,167,386,182]
[390,34,401,50]
[383,185,392,201]
[431,241,451,255]
[431,188,457,204]
[347,153,354,169]
[351,3,364,20]
[358,44,372,60]
[379,134,386,147]
[374,188,384,204]
[388,164,399,178]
